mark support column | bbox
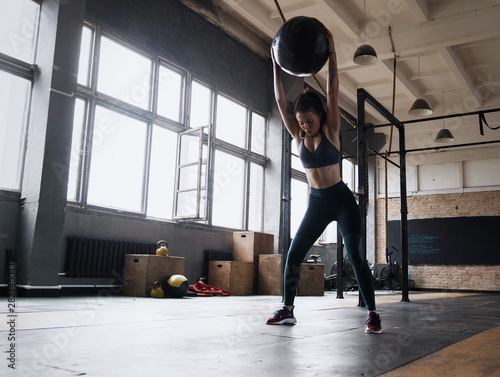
[16,0,86,294]
[357,89,366,307]
[336,136,343,299]
[282,130,292,256]
[398,124,410,302]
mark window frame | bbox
[0,0,41,192]
[83,102,151,213]
[209,90,268,229]
[174,125,210,221]
[68,20,268,231]
[155,57,187,126]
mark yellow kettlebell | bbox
[156,240,168,256]
[151,281,164,298]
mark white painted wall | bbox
[377,146,500,197]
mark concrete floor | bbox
[2,291,500,376]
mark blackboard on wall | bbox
[388,216,500,265]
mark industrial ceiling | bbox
[181,0,500,153]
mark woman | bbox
[267,29,382,334]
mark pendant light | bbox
[434,92,455,143]
[408,56,433,116]
[353,0,378,65]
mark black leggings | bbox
[284,181,376,311]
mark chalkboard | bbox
[387,216,500,265]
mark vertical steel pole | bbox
[282,130,292,302]
[336,135,344,299]
[398,124,410,302]
[357,89,367,307]
[356,88,410,303]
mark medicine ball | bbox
[272,16,329,77]
[166,274,189,298]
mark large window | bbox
[189,80,212,128]
[290,178,309,238]
[147,126,178,218]
[158,62,184,122]
[67,98,86,201]
[251,113,266,155]
[69,22,267,230]
[0,0,39,62]
[212,150,246,228]
[248,163,264,231]
[343,158,358,193]
[87,106,148,211]
[0,0,40,191]
[0,72,32,190]
[97,36,153,110]
[215,94,247,148]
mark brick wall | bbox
[375,190,500,291]
[410,265,500,291]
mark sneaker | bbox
[365,312,382,334]
[266,306,297,325]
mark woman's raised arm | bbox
[271,47,301,140]
[325,29,341,137]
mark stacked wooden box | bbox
[208,231,325,296]
[258,257,324,296]
[258,254,283,295]
[297,263,324,296]
[208,260,253,295]
[123,254,185,297]
[208,231,274,295]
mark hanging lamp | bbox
[408,56,433,116]
[435,92,455,143]
[434,129,455,142]
[353,0,378,65]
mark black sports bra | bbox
[299,129,340,169]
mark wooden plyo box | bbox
[297,263,324,296]
[258,254,283,295]
[123,254,185,297]
[233,231,274,293]
[233,231,274,262]
[208,261,253,295]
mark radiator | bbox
[203,249,233,280]
[64,236,156,278]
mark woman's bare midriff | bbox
[305,163,342,189]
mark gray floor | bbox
[2,291,500,376]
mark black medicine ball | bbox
[272,16,329,77]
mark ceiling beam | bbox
[439,46,482,107]
[408,67,451,80]
[267,0,360,39]
[181,0,272,57]
[269,0,316,21]
[380,58,420,102]
[404,0,430,22]
[313,0,360,39]
[465,57,500,71]
[337,5,500,66]
[221,0,281,37]
[453,37,500,50]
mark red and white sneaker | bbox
[266,306,297,325]
[365,312,382,333]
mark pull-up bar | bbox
[372,107,500,128]
[356,88,410,303]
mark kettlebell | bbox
[156,240,168,256]
[150,281,164,298]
